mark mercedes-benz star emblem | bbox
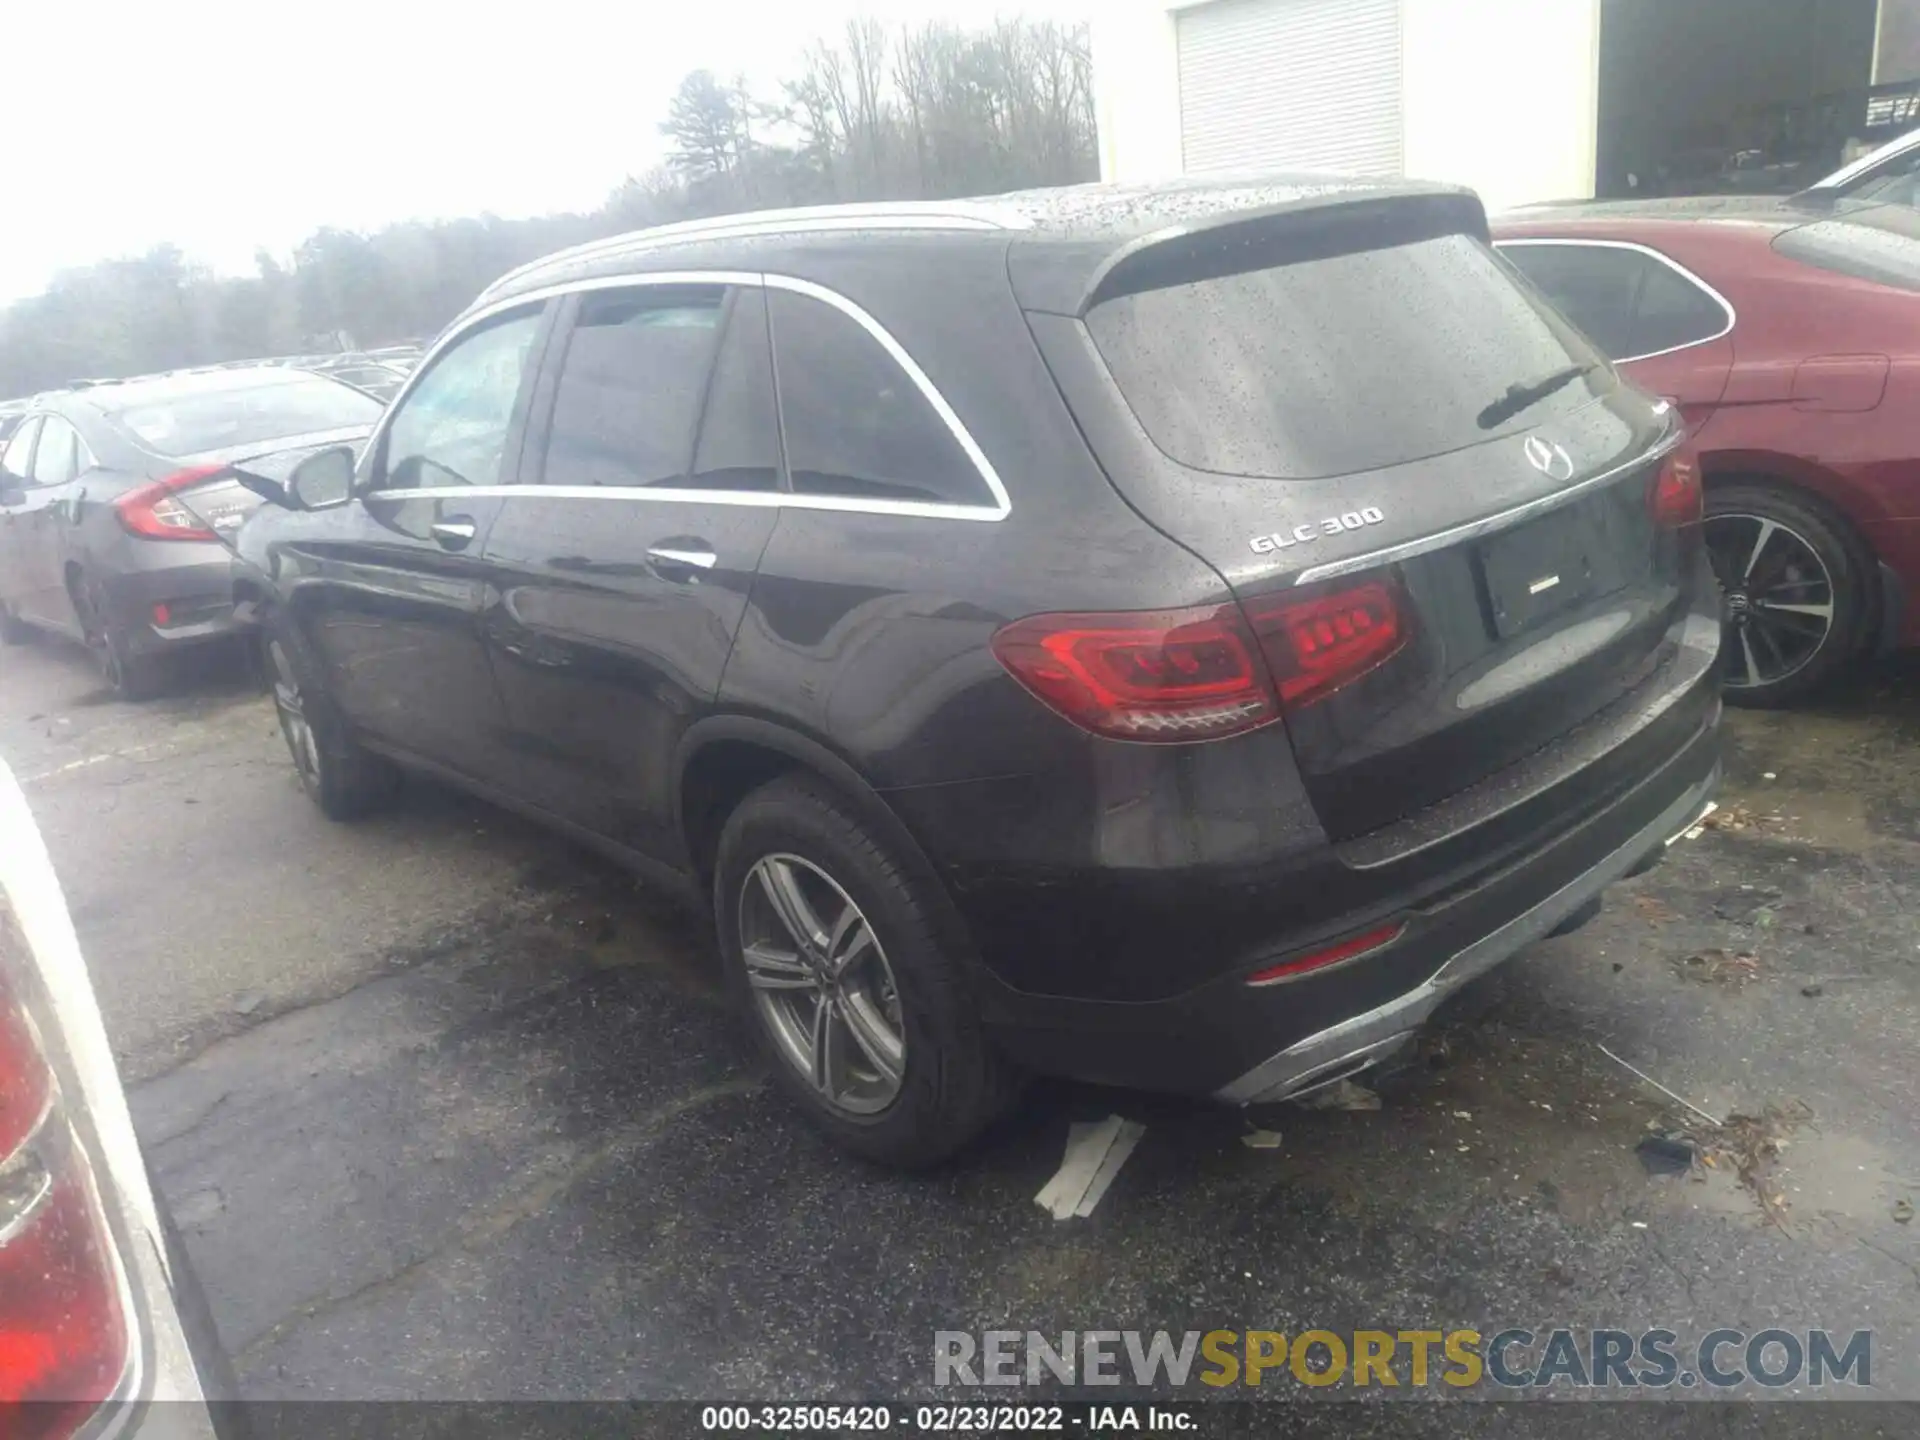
[1524,436,1575,482]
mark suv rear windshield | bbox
[1773,209,1920,291]
[1085,232,1609,480]
[106,375,383,458]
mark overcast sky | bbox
[3,0,1091,303]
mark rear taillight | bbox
[0,960,128,1432]
[1651,451,1703,529]
[990,579,1409,741]
[990,604,1279,742]
[113,464,226,543]
[1245,580,1407,709]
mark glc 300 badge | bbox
[1248,506,1385,555]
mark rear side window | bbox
[1774,212,1920,290]
[28,417,79,487]
[1085,232,1609,481]
[1,418,39,478]
[691,288,781,493]
[542,286,725,488]
[766,289,993,507]
[1499,242,1729,361]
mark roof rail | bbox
[477,201,1020,306]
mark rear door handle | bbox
[646,543,717,579]
[430,519,478,550]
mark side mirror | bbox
[287,446,356,511]
[226,466,291,510]
[0,470,26,507]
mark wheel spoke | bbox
[838,995,904,1085]
[828,915,876,981]
[809,993,843,1098]
[1750,616,1790,672]
[742,942,817,992]
[1739,628,1764,688]
[1755,600,1832,620]
[1754,610,1827,641]
[1743,519,1778,581]
[755,858,830,956]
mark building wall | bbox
[1092,0,1603,212]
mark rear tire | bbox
[714,775,1014,1168]
[265,626,399,821]
[77,575,165,701]
[1704,482,1871,708]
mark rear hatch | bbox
[1020,190,1694,842]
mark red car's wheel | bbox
[1704,483,1872,707]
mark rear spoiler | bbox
[1013,186,1489,316]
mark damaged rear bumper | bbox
[1216,763,1720,1106]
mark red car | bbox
[1493,197,1920,704]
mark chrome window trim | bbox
[362,269,1011,522]
[1291,426,1687,588]
[1494,237,1737,364]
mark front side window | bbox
[766,288,993,507]
[28,418,79,487]
[378,308,543,490]
[1500,243,1727,362]
[541,286,725,488]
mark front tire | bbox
[266,630,399,821]
[1704,482,1871,708]
[714,775,1013,1168]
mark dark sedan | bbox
[0,367,382,697]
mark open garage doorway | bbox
[1596,0,1897,197]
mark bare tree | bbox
[0,17,1100,397]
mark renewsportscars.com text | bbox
[934,1328,1872,1391]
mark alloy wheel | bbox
[79,581,124,692]
[737,853,906,1116]
[268,642,323,790]
[1703,512,1836,692]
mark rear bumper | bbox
[966,700,1720,1098]
[96,549,243,657]
[1217,760,1718,1104]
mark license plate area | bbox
[1478,509,1597,639]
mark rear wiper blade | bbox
[1476,363,1597,430]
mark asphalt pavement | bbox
[4,627,1920,1407]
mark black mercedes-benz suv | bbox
[229,178,1723,1166]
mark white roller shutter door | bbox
[1178,0,1404,177]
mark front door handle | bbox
[646,543,717,579]
[430,519,478,550]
